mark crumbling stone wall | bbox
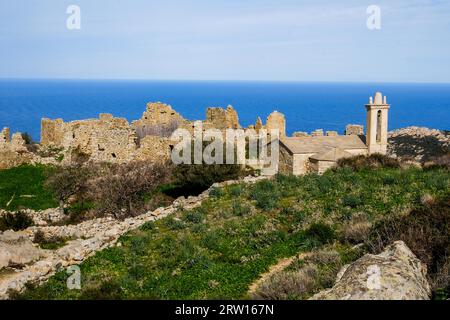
[132,102,186,135]
[0,128,33,169]
[345,124,364,136]
[41,114,138,163]
[266,111,286,137]
[134,136,172,162]
[0,128,11,147]
[1,102,292,169]
[205,105,240,130]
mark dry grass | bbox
[250,248,343,300]
[341,213,372,244]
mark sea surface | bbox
[0,79,449,141]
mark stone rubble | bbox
[0,175,267,299]
[0,208,66,227]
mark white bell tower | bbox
[365,92,390,155]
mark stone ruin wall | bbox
[41,110,173,165]
[1,101,367,169]
[0,128,32,169]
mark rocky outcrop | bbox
[0,175,266,299]
[310,241,431,300]
[388,127,449,162]
[0,231,44,270]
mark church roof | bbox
[309,148,353,162]
[279,135,367,154]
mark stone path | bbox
[247,253,311,295]
[0,176,266,299]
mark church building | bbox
[272,92,390,175]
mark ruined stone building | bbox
[273,92,390,175]
[0,92,390,174]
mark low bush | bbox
[423,153,450,170]
[304,223,336,246]
[0,211,34,231]
[88,161,171,219]
[184,209,205,224]
[342,195,363,208]
[231,201,252,216]
[341,213,372,244]
[336,154,401,171]
[173,164,253,192]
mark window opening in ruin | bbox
[376,110,382,143]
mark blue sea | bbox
[0,79,449,142]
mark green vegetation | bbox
[16,164,450,300]
[0,164,58,211]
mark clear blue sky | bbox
[1,0,449,82]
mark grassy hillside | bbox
[0,164,58,211]
[16,165,450,300]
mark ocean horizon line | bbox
[1,77,450,86]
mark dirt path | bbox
[248,253,310,295]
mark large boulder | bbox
[0,230,44,270]
[310,241,431,300]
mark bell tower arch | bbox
[366,92,390,154]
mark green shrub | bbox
[337,154,401,171]
[209,187,224,198]
[184,209,205,224]
[231,201,251,216]
[342,195,363,208]
[304,223,336,246]
[249,180,279,211]
[228,184,243,197]
[164,217,186,230]
[173,164,252,191]
[0,211,34,231]
[79,279,124,300]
